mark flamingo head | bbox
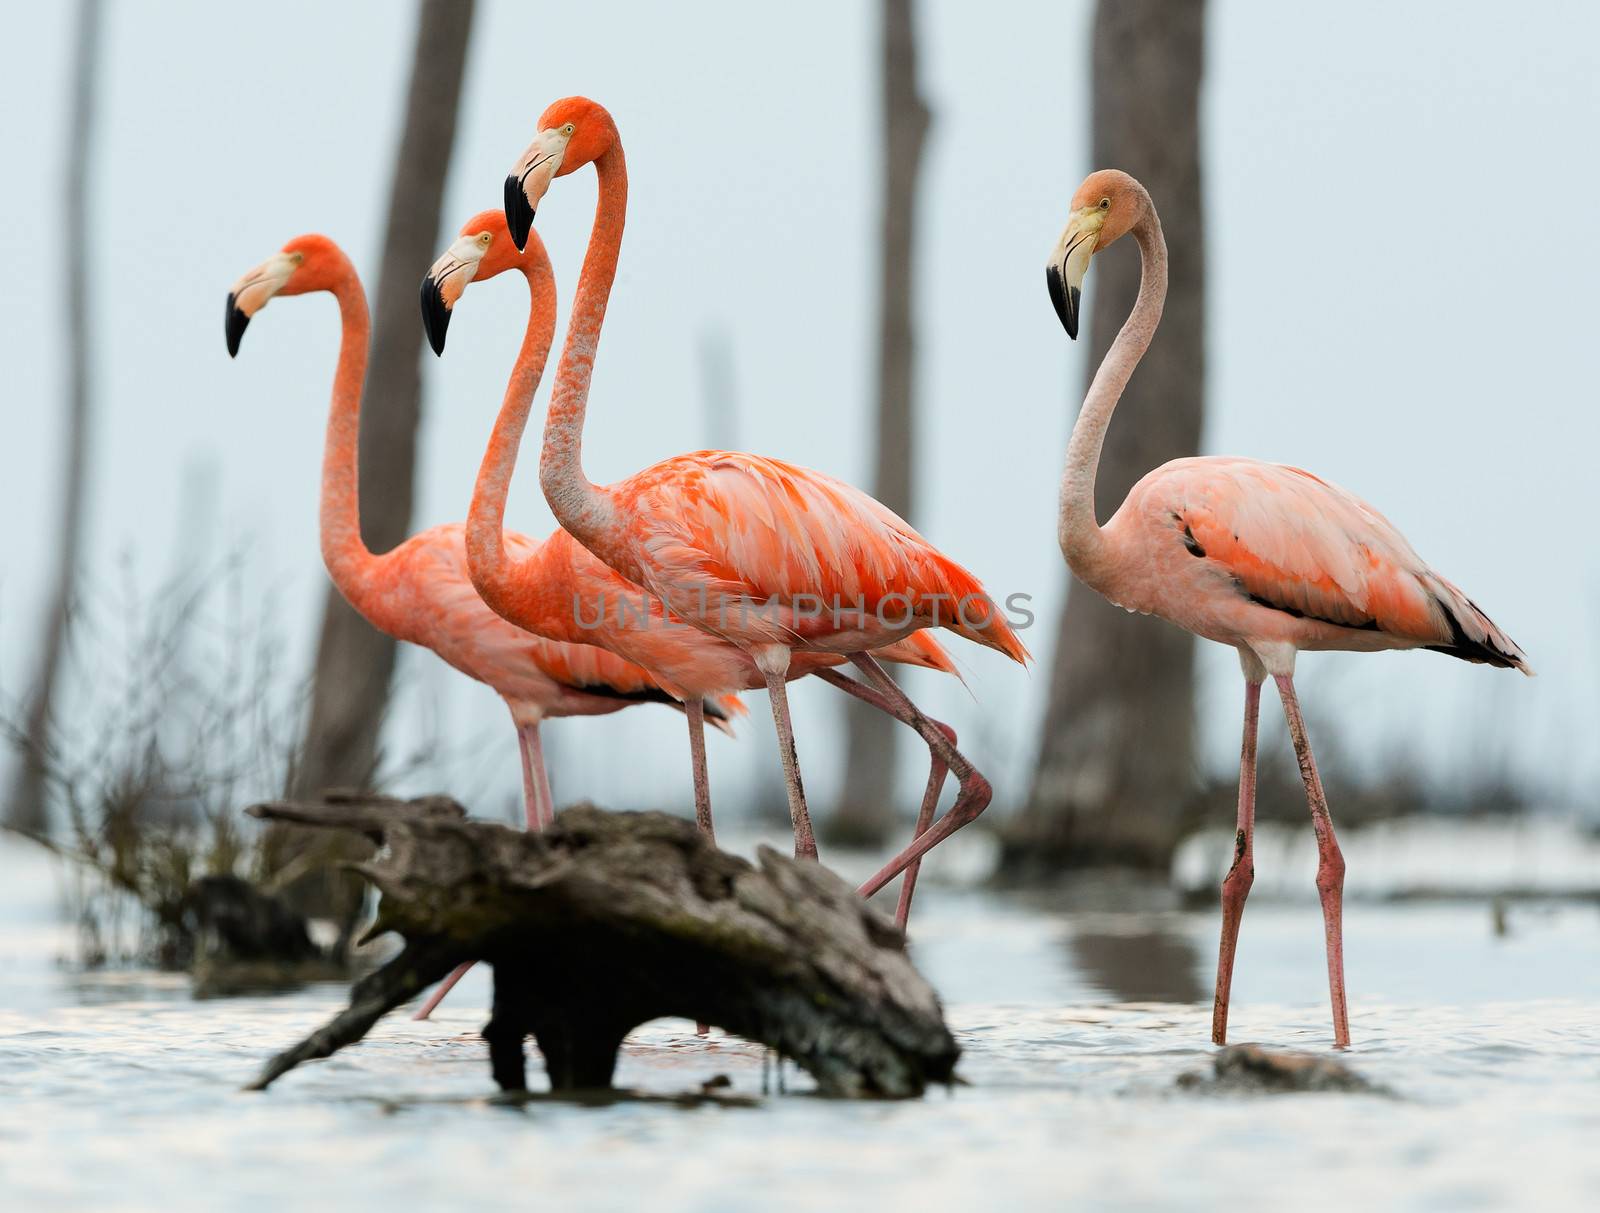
[504,96,619,250]
[421,210,552,356]
[1045,169,1152,339]
[224,234,347,357]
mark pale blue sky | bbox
[1,1,1593,824]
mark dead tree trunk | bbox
[272,0,475,927]
[4,0,104,836]
[833,0,933,846]
[291,0,475,800]
[1003,0,1207,878]
[246,796,960,1098]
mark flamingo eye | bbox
[1098,197,1110,211]
[289,251,305,266]
[479,233,491,246]
[560,123,575,137]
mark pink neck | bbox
[1058,212,1168,584]
[318,269,384,606]
[466,260,560,623]
[539,143,626,561]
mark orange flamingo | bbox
[1045,170,1531,1047]
[502,98,1029,896]
[427,209,968,926]
[225,234,738,1016]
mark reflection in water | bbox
[1069,919,1206,1003]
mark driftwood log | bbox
[243,793,960,1098]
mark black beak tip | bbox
[504,175,534,251]
[420,275,450,357]
[1045,265,1080,341]
[225,293,249,358]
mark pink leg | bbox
[514,722,544,831]
[414,959,474,1020]
[763,670,818,860]
[1273,674,1350,1048]
[521,722,555,830]
[685,699,714,841]
[414,720,551,1021]
[895,743,949,931]
[813,669,951,929]
[846,654,992,901]
[683,699,716,1038]
[1212,678,1261,1045]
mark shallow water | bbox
[3,843,1597,1212]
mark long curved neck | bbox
[540,143,626,558]
[318,270,385,603]
[466,263,560,620]
[1058,212,1168,583]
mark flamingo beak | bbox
[420,236,487,356]
[224,252,299,357]
[1046,209,1102,340]
[225,294,250,358]
[504,175,536,254]
[504,128,569,250]
[420,274,451,357]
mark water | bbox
[3,841,1597,1212]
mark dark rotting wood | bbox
[483,961,535,1093]
[244,935,461,1092]
[244,792,960,1098]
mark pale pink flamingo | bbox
[428,208,969,926]
[225,234,740,1017]
[1045,170,1531,1046]
[502,98,1029,899]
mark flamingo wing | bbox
[389,526,733,707]
[486,532,749,728]
[875,628,962,677]
[1167,459,1529,671]
[623,452,1028,662]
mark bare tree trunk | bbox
[290,0,475,801]
[270,0,474,931]
[1002,0,1206,878]
[831,0,931,846]
[5,0,104,835]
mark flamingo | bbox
[501,97,1029,898]
[225,234,740,1017]
[1044,170,1531,1047]
[425,208,971,926]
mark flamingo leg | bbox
[846,654,992,901]
[763,670,818,860]
[681,698,717,1038]
[1273,674,1350,1048]
[521,721,556,830]
[514,722,543,831]
[414,960,473,1021]
[685,699,714,841]
[415,721,553,1022]
[813,669,951,929]
[1211,678,1262,1046]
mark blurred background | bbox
[2,0,1596,909]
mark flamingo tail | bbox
[1423,575,1533,675]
